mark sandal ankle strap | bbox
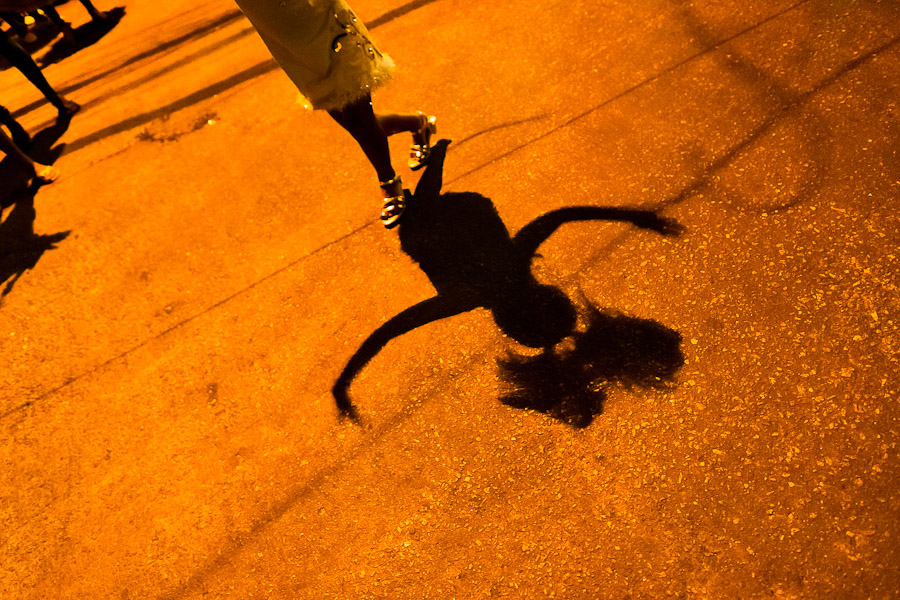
[379,174,402,189]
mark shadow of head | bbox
[499,306,684,428]
[491,284,576,348]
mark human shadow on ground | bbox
[333,140,685,426]
[38,5,125,67]
[0,190,69,302]
[0,118,71,303]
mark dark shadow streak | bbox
[451,114,550,150]
[37,6,126,68]
[10,9,246,119]
[446,0,811,185]
[333,140,684,423]
[653,31,900,213]
[55,25,259,121]
[62,60,279,154]
[368,0,446,29]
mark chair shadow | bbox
[0,118,72,304]
[332,140,685,426]
[38,5,125,67]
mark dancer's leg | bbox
[0,105,32,148]
[0,31,79,116]
[378,111,435,170]
[328,95,409,226]
[375,113,424,137]
[328,94,396,184]
[40,6,76,42]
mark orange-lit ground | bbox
[2,0,899,597]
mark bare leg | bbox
[380,111,435,171]
[41,6,77,42]
[0,105,32,148]
[375,113,424,137]
[328,94,397,186]
[329,95,415,226]
[0,30,79,117]
[0,126,35,170]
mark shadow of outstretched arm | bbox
[332,294,473,420]
[513,206,684,258]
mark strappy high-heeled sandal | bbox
[408,112,437,171]
[379,174,406,229]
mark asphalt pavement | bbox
[1,0,899,598]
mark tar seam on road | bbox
[0,220,374,423]
[526,29,900,302]
[62,59,280,154]
[445,0,812,186]
[155,346,493,600]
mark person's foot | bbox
[408,112,437,171]
[55,99,81,121]
[29,163,59,187]
[379,175,406,228]
[90,10,108,22]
